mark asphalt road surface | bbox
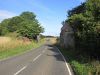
[0,42,73,75]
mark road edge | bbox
[0,44,44,62]
[55,46,74,75]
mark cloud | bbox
[0,10,16,22]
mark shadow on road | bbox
[45,44,65,62]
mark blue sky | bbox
[0,0,85,36]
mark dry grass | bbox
[49,37,57,44]
[0,37,31,51]
[0,36,45,59]
[0,37,11,45]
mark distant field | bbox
[47,37,57,44]
[0,37,45,60]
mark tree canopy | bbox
[66,0,100,55]
[0,11,44,39]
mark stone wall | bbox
[60,22,74,49]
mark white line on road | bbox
[14,66,27,75]
[55,47,73,75]
[33,54,42,62]
[14,54,42,75]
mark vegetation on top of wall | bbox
[60,0,100,75]
[67,0,100,57]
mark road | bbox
[0,42,73,75]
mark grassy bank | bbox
[0,37,45,60]
[57,45,100,75]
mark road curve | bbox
[0,42,73,75]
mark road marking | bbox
[14,66,27,75]
[55,47,73,75]
[14,54,42,75]
[33,54,42,62]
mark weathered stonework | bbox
[60,22,75,49]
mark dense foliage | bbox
[67,0,100,56]
[0,11,44,39]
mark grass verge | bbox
[56,45,100,75]
[0,37,45,60]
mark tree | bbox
[86,0,100,21]
[0,19,11,35]
[17,11,44,39]
[68,3,85,17]
[18,21,44,39]
[0,11,44,39]
[20,11,36,21]
[66,0,100,55]
[0,24,2,35]
[8,16,24,32]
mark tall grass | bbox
[0,37,45,59]
[54,38,100,75]
[0,37,30,51]
[56,46,100,75]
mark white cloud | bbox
[0,10,16,22]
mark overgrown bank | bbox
[56,44,100,75]
[0,11,45,60]
[0,37,45,60]
[59,0,100,75]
